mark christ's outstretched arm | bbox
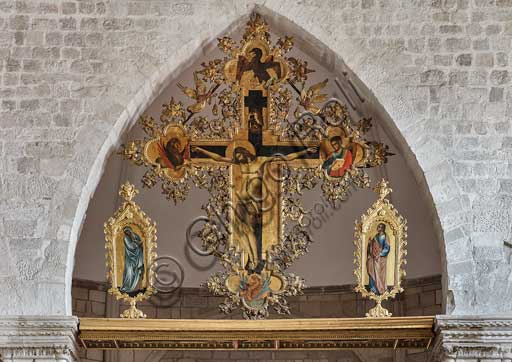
[270,147,317,162]
[192,146,231,163]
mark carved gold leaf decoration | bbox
[296,78,329,116]
[288,57,315,83]
[276,36,294,54]
[217,36,236,54]
[160,97,187,123]
[243,13,270,42]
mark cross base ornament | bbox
[366,300,392,318]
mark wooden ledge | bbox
[79,316,434,350]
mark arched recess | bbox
[66,4,458,315]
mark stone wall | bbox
[156,349,421,362]
[71,280,107,362]
[71,279,108,318]
[72,275,443,320]
[1,0,512,318]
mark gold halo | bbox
[241,40,270,60]
[160,123,189,152]
[326,126,347,140]
[352,142,367,166]
[268,274,285,293]
[226,274,242,293]
[225,140,256,161]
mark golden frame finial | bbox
[354,179,407,318]
[119,182,139,201]
[104,182,158,319]
[374,179,392,200]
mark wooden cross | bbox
[191,87,320,273]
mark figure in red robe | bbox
[366,223,390,295]
[156,137,190,170]
[321,136,353,177]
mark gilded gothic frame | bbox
[354,180,408,318]
[104,182,158,319]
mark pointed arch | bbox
[66,5,459,315]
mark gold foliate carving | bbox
[287,57,315,83]
[120,13,394,318]
[354,179,407,318]
[160,97,187,123]
[119,182,138,201]
[295,78,329,116]
[104,182,158,319]
[243,13,270,42]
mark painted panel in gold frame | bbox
[143,123,191,180]
[354,179,407,318]
[104,182,157,319]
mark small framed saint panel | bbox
[319,126,366,179]
[104,182,157,318]
[354,179,407,318]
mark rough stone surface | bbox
[433,315,512,361]
[0,0,511,317]
[0,316,79,362]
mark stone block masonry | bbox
[72,279,107,318]
[0,0,511,330]
[73,276,443,320]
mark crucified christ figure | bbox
[192,144,317,272]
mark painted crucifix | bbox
[120,13,392,318]
[190,88,317,273]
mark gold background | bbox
[361,221,396,287]
[113,222,148,292]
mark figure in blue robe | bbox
[120,226,144,294]
[366,223,390,295]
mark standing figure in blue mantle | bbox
[120,226,144,294]
[366,223,390,295]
